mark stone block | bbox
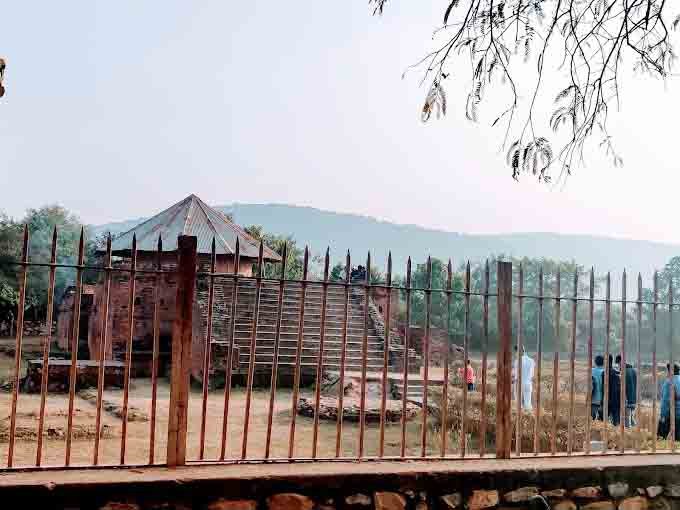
[648,488,665,499]
[610,484,630,499]
[542,490,567,499]
[666,487,680,499]
[553,500,577,510]
[100,504,141,510]
[582,501,615,510]
[208,500,258,510]
[440,493,462,509]
[374,492,407,510]
[573,487,603,499]
[504,488,540,503]
[468,490,500,510]
[346,494,372,507]
[649,497,672,510]
[267,494,313,510]
[619,497,649,510]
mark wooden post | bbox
[496,261,513,459]
[167,235,197,467]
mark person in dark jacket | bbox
[616,354,638,428]
[607,354,621,426]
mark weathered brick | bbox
[374,492,407,510]
[553,500,577,510]
[582,501,615,510]
[267,494,313,510]
[504,487,540,503]
[573,487,603,499]
[208,500,257,510]
[468,490,500,510]
[542,490,567,499]
[440,493,462,509]
[619,497,649,510]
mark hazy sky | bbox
[1,2,679,243]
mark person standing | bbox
[513,346,535,412]
[607,354,621,426]
[465,360,475,391]
[659,363,680,440]
[591,355,605,420]
[616,354,637,428]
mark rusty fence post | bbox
[167,235,198,467]
[496,261,513,459]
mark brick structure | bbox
[59,195,279,379]
[54,195,419,386]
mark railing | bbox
[0,229,677,470]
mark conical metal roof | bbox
[108,194,281,260]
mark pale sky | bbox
[1,2,679,243]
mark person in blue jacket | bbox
[591,355,605,420]
[659,363,680,440]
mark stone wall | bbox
[8,456,680,510]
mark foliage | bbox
[244,225,306,279]
[371,0,679,181]
[0,206,93,323]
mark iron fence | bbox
[0,229,678,470]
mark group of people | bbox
[590,354,637,427]
[592,355,680,439]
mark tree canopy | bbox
[372,0,679,181]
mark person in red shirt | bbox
[464,360,475,391]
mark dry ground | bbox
[0,337,429,468]
[0,340,668,468]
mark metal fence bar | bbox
[568,270,578,455]
[515,263,524,457]
[496,261,512,460]
[421,257,432,458]
[120,234,138,465]
[220,238,240,461]
[551,269,560,456]
[400,258,412,458]
[479,261,490,458]
[533,266,543,456]
[603,273,611,453]
[358,252,371,459]
[242,242,265,460]
[93,235,113,465]
[441,259,453,458]
[669,278,675,452]
[167,235,197,467]
[36,227,58,467]
[335,251,351,458]
[461,261,470,458]
[379,253,393,458]
[64,229,85,467]
[312,249,330,459]
[288,247,309,458]
[7,226,29,468]
[265,243,288,459]
[652,271,658,453]
[585,268,594,455]
[149,236,163,464]
[620,270,627,454]
[636,274,642,453]
[199,238,217,460]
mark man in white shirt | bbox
[512,346,535,412]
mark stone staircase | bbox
[197,278,420,382]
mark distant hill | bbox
[93,202,680,279]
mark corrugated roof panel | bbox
[107,194,280,260]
